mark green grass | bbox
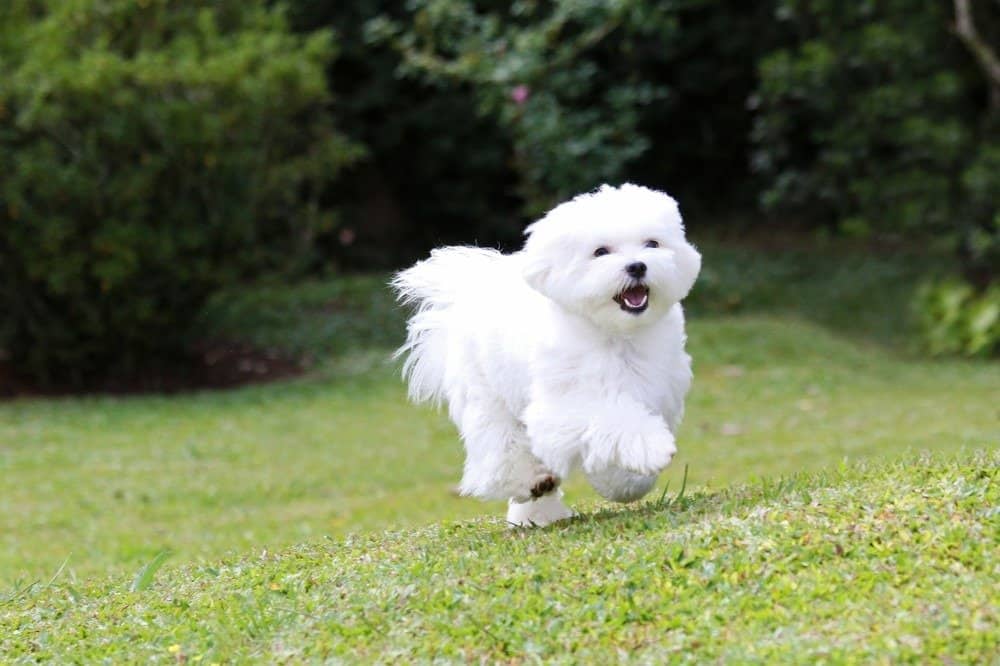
[2,316,996,588]
[2,451,997,662]
[687,241,954,347]
[1,240,997,660]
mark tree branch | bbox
[953,0,1000,109]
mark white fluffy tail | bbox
[391,246,504,405]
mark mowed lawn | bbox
[2,316,997,586]
[1,242,997,587]
[4,451,995,662]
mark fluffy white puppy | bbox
[393,184,700,526]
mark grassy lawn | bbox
[3,451,997,661]
[1,242,997,584]
[1,240,997,660]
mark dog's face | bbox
[522,184,701,332]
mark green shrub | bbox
[958,139,1000,285]
[752,0,997,240]
[0,0,362,385]
[369,0,774,216]
[285,1,522,268]
[365,0,662,214]
[913,280,1000,357]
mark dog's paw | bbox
[530,473,560,498]
[507,490,576,528]
[586,466,659,503]
[618,426,676,476]
[508,473,561,503]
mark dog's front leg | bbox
[524,391,676,478]
[581,393,677,475]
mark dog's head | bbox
[521,184,700,332]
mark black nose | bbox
[625,261,647,278]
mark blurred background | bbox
[0,0,997,582]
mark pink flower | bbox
[510,84,530,105]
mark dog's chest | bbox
[526,314,689,419]
[608,342,671,404]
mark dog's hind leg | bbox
[456,399,552,500]
[455,400,573,525]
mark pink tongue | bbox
[623,286,647,307]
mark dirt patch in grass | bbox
[0,341,305,399]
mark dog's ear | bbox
[671,240,702,302]
[521,243,552,296]
[521,218,553,295]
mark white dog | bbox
[392,184,700,526]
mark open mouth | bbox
[614,284,649,314]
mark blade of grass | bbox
[675,464,689,506]
[0,580,37,607]
[39,554,71,593]
[658,464,690,510]
[130,550,172,593]
[656,480,671,508]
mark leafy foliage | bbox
[752,1,999,353]
[959,139,1000,284]
[0,0,361,384]
[380,0,671,213]
[2,0,997,377]
[368,0,773,215]
[285,0,521,266]
[913,279,1000,356]
[752,0,998,240]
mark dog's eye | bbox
[593,247,610,258]
[644,240,659,249]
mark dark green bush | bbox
[366,0,774,216]
[0,0,361,384]
[958,138,1000,286]
[370,0,674,214]
[913,280,1000,357]
[752,0,998,240]
[285,1,521,267]
[753,0,999,358]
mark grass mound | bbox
[3,451,996,662]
